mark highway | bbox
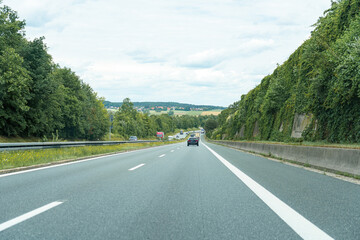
[1,137,359,239]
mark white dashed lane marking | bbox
[0,201,64,232]
[128,164,145,171]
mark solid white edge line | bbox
[159,154,166,158]
[0,201,63,232]
[203,143,333,240]
[128,163,145,171]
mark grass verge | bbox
[0,141,173,172]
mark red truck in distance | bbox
[156,132,164,139]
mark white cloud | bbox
[181,49,228,68]
[4,0,331,106]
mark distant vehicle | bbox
[187,137,199,146]
[176,135,180,139]
[180,130,183,135]
[201,129,205,134]
[190,134,195,137]
[129,136,137,141]
[156,132,164,139]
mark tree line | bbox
[111,98,217,139]
[0,3,109,140]
[212,0,360,143]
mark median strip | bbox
[203,143,333,240]
[128,164,145,171]
[0,201,64,232]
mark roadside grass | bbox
[0,141,173,171]
[299,141,360,149]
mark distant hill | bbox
[103,101,225,111]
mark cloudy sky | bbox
[5,0,331,107]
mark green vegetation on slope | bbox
[0,3,109,140]
[212,0,360,143]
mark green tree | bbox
[0,47,31,136]
[204,119,218,132]
[120,98,137,118]
[114,98,141,138]
[0,4,25,52]
[19,37,55,136]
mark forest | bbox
[0,3,109,140]
[212,0,360,143]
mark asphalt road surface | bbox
[1,137,359,239]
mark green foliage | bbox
[0,47,31,136]
[213,0,360,143]
[204,119,218,132]
[0,4,25,52]
[19,37,55,136]
[0,3,109,140]
[204,118,219,138]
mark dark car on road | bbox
[187,137,199,146]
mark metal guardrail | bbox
[0,140,159,152]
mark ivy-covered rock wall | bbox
[214,0,360,143]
